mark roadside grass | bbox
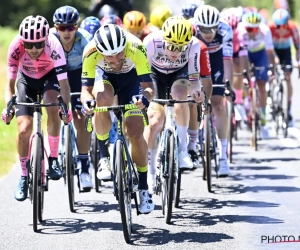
[0,27,18,176]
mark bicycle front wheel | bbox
[65,125,75,212]
[281,80,289,137]
[116,139,132,243]
[91,130,101,192]
[165,131,175,224]
[32,135,43,232]
[205,115,212,193]
[251,88,258,151]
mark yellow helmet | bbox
[162,16,193,45]
[242,12,261,27]
[123,11,146,31]
[150,5,172,29]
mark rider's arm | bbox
[81,42,98,104]
[223,25,234,85]
[199,40,212,99]
[142,32,155,67]
[264,24,276,72]
[289,21,300,62]
[50,34,70,105]
[237,26,250,77]
[187,37,201,89]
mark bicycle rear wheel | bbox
[165,131,175,224]
[281,80,289,137]
[204,115,212,193]
[116,139,132,243]
[65,125,75,212]
[32,135,43,232]
[174,169,181,208]
[251,88,258,150]
[91,130,101,192]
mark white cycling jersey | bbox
[143,30,201,82]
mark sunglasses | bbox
[23,41,45,49]
[275,24,288,29]
[198,26,218,34]
[245,27,259,33]
[165,42,188,52]
[56,25,77,32]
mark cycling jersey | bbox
[82,31,152,86]
[50,27,93,71]
[143,30,200,82]
[7,34,67,81]
[237,22,274,57]
[268,20,300,50]
[196,21,233,60]
[198,40,211,78]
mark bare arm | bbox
[140,81,155,101]
[58,79,70,107]
[5,79,16,105]
[223,59,234,85]
[201,78,212,100]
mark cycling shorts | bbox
[248,49,269,82]
[67,68,82,110]
[274,48,293,72]
[210,52,225,96]
[16,69,60,117]
[150,64,189,99]
[100,68,142,104]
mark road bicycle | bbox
[85,103,148,243]
[6,93,68,232]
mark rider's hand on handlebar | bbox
[81,100,96,116]
[1,108,15,124]
[58,109,73,124]
[191,90,205,103]
[132,95,149,110]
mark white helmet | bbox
[94,24,126,56]
[194,5,220,27]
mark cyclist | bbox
[182,2,204,20]
[80,16,101,36]
[269,8,300,126]
[80,24,155,213]
[194,5,234,177]
[236,11,275,138]
[149,5,173,30]
[123,11,157,41]
[51,6,94,190]
[143,16,205,192]
[2,15,71,201]
[222,9,247,123]
[187,17,213,168]
[100,14,123,26]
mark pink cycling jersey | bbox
[7,34,67,81]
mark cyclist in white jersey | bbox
[143,16,205,193]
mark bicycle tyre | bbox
[174,169,181,208]
[38,158,45,223]
[65,125,75,213]
[205,115,212,193]
[165,131,175,224]
[252,88,258,151]
[227,101,233,163]
[91,130,101,192]
[281,80,289,137]
[116,139,132,243]
[32,135,42,232]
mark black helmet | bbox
[53,5,80,25]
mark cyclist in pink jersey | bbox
[2,15,71,201]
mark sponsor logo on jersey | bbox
[84,47,97,58]
[51,50,61,60]
[11,48,20,60]
[194,53,198,71]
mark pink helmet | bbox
[223,12,239,30]
[100,14,123,26]
[19,15,49,42]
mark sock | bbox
[79,154,89,173]
[148,148,158,175]
[187,129,198,151]
[177,125,188,152]
[235,89,243,104]
[218,139,228,160]
[260,107,266,126]
[96,133,110,158]
[48,135,59,158]
[19,156,28,177]
[137,166,148,190]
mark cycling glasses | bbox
[245,27,259,33]
[56,25,77,32]
[275,24,288,29]
[198,26,218,34]
[23,41,45,49]
[165,42,188,52]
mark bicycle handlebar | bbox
[84,104,149,132]
[5,94,68,125]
